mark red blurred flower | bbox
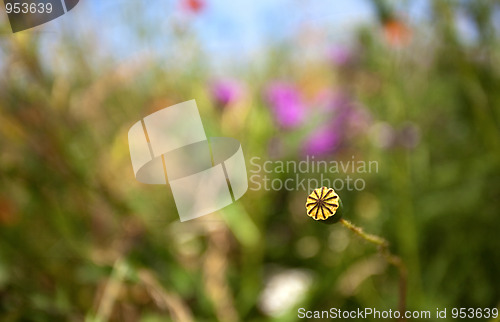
[182,0,205,13]
[383,19,411,47]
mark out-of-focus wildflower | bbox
[258,268,313,317]
[371,0,410,46]
[182,0,205,13]
[210,79,243,107]
[302,125,341,156]
[264,82,306,129]
[303,91,371,156]
[383,18,411,47]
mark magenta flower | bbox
[264,82,306,129]
[302,126,342,156]
[302,91,372,156]
[210,79,243,106]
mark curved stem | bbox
[339,218,408,321]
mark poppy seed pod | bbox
[305,187,343,224]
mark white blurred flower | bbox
[258,268,313,317]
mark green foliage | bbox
[1,1,499,320]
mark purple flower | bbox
[302,91,372,156]
[302,126,342,156]
[265,82,306,129]
[210,79,243,106]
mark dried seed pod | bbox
[305,187,340,221]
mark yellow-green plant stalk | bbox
[306,187,407,320]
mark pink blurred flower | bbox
[265,82,306,129]
[302,126,342,156]
[210,79,243,106]
[302,91,372,156]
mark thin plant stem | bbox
[340,218,408,321]
[92,258,129,322]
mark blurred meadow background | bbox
[1,0,500,321]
